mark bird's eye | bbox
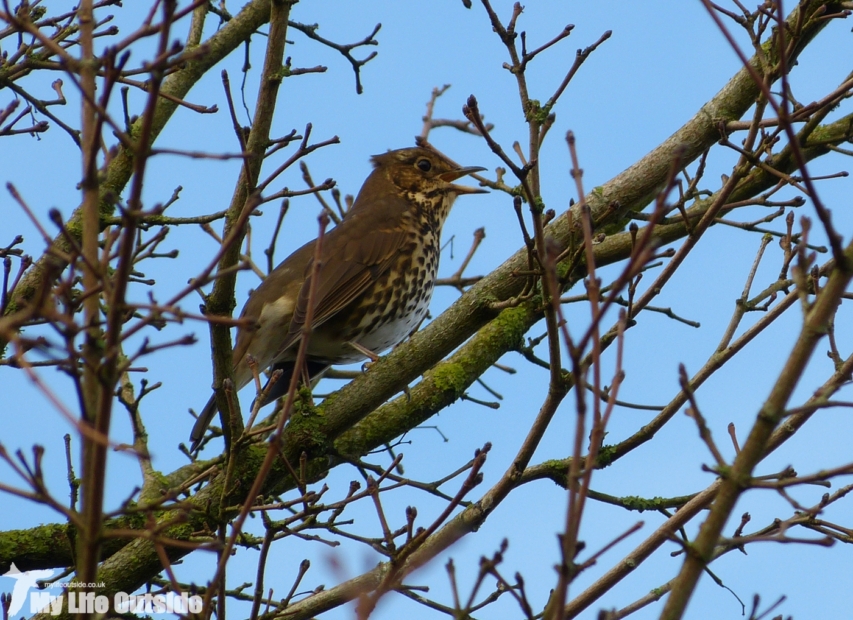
[416,158,432,172]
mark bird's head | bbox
[371,147,487,201]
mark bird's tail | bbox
[190,360,329,452]
[189,395,218,452]
[257,360,329,406]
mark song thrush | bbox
[190,146,486,450]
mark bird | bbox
[190,146,486,450]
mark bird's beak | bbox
[441,166,489,195]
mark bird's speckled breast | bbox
[306,194,448,364]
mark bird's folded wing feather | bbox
[273,226,409,358]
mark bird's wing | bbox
[274,223,410,358]
[229,241,312,373]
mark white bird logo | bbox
[1,563,56,616]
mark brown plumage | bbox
[190,146,485,450]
